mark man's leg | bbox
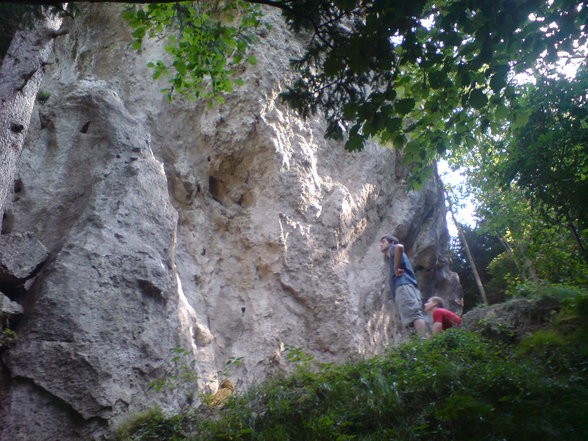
[413,318,428,338]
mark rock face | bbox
[0,232,48,285]
[0,5,461,441]
[463,297,561,343]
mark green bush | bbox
[0,327,17,349]
[116,328,588,441]
[115,408,191,441]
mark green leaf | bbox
[489,73,507,93]
[469,89,488,110]
[345,132,365,152]
[324,55,343,77]
[342,103,358,119]
[428,70,451,89]
[511,109,531,129]
[495,104,509,120]
[121,9,136,21]
[393,133,407,147]
[173,60,187,75]
[395,98,416,115]
[386,117,403,133]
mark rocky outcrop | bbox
[463,297,562,343]
[0,5,461,440]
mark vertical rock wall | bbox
[0,5,461,440]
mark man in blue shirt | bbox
[380,235,428,337]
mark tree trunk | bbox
[0,9,64,230]
[497,236,522,274]
[449,210,489,305]
[568,220,588,266]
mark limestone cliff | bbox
[0,6,461,441]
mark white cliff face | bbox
[0,5,460,441]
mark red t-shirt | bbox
[432,308,462,330]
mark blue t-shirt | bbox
[389,245,418,297]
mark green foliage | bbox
[518,329,567,357]
[283,344,315,369]
[517,289,588,374]
[123,1,262,103]
[558,290,588,341]
[119,1,587,185]
[473,312,518,344]
[0,327,17,349]
[451,67,588,290]
[216,356,245,380]
[115,407,192,441]
[277,0,587,185]
[497,68,588,236]
[36,89,51,104]
[485,251,519,300]
[147,346,198,394]
[116,326,588,441]
[0,4,38,57]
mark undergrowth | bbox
[117,291,588,441]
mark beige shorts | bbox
[395,284,425,326]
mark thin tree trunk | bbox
[449,210,489,305]
[499,236,539,283]
[497,236,522,274]
[568,220,588,265]
[523,252,540,284]
[514,240,540,284]
[0,8,64,229]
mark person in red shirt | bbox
[424,296,462,335]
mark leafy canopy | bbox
[278,0,587,184]
[497,67,588,235]
[451,66,588,281]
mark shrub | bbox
[116,328,588,441]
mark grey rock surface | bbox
[0,293,23,316]
[0,232,48,284]
[463,296,561,342]
[0,5,461,440]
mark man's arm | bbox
[393,244,405,277]
[431,322,443,334]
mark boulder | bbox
[462,296,562,342]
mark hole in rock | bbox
[1,210,15,234]
[0,282,26,304]
[208,176,224,205]
[80,121,91,133]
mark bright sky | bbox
[438,160,477,238]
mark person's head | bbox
[379,235,400,254]
[424,296,444,313]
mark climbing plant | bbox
[122,0,263,103]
